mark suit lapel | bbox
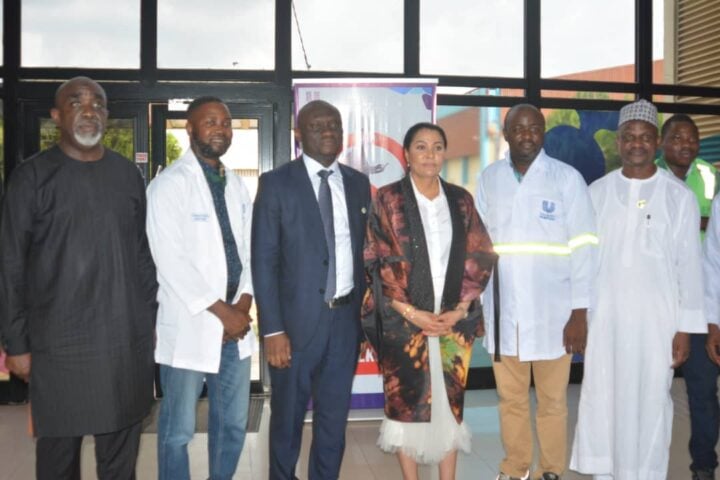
[290,158,327,248]
[340,164,362,259]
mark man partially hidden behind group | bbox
[0,76,158,479]
[146,96,256,480]
[656,114,720,480]
[571,99,706,479]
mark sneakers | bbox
[496,473,529,480]
[692,468,715,480]
[496,471,559,480]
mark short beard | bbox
[73,118,104,147]
[193,132,229,159]
[74,130,103,147]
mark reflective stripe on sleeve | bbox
[697,164,716,200]
[494,233,598,256]
[568,233,599,250]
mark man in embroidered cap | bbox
[570,99,706,479]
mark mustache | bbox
[74,117,103,128]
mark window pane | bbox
[540,108,620,182]
[421,0,523,77]
[438,105,504,215]
[542,0,634,80]
[22,0,140,68]
[158,0,274,69]
[291,0,402,73]
[658,0,720,87]
[437,86,524,97]
[653,0,667,84]
[541,90,635,101]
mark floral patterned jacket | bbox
[361,175,496,423]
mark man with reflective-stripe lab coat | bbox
[476,104,598,480]
[570,100,706,479]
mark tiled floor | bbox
[0,379,711,479]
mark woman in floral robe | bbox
[362,122,496,480]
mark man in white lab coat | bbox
[570,99,706,479]
[476,104,598,480]
[146,96,257,480]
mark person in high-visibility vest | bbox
[656,114,720,236]
[657,114,720,480]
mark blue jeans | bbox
[683,333,720,472]
[158,342,251,480]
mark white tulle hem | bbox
[377,416,472,464]
[376,335,471,464]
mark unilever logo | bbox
[540,200,556,221]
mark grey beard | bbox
[74,130,103,147]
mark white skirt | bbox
[377,334,472,464]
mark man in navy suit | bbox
[252,100,371,480]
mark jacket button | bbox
[323,260,329,266]
[319,288,325,294]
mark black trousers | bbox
[36,421,142,480]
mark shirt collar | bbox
[196,155,226,186]
[657,155,696,180]
[506,148,547,176]
[303,154,339,177]
[409,174,445,204]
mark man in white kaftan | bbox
[570,99,706,479]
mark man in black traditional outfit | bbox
[0,76,157,479]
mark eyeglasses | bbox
[306,120,342,133]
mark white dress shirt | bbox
[303,155,354,298]
[411,176,451,313]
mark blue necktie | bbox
[318,170,336,302]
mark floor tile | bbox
[0,378,716,479]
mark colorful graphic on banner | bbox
[293,79,437,409]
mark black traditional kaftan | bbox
[0,146,157,437]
